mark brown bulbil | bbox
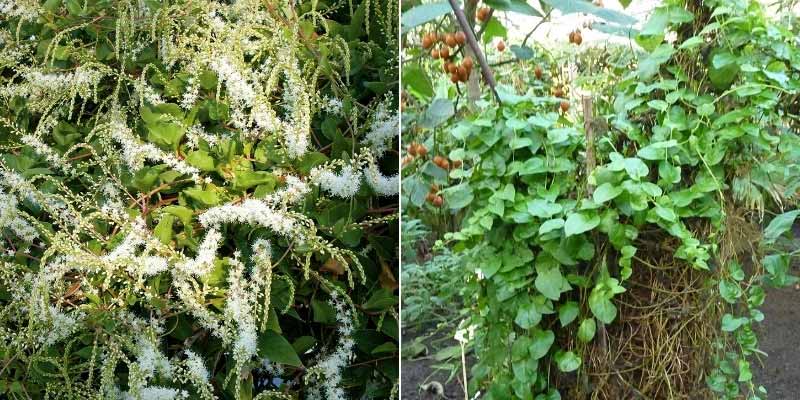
[453,159,463,168]
[462,56,474,71]
[457,66,468,82]
[455,31,466,45]
[416,144,428,157]
[450,73,460,83]
[477,7,490,22]
[497,40,506,52]
[574,31,583,45]
[447,62,458,74]
[445,33,457,48]
[554,87,564,98]
[569,31,576,44]
[432,196,444,207]
[407,143,418,156]
[440,48,450,59]
[560,100,570,113]
[534,65,543,79]
[422,35,434,49]
[431,49,440,59]
[433,155,445,166]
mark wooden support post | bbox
[583,95,595,195]
[583,95,608,360]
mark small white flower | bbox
[184,350,210,383]
[310,165,362,198]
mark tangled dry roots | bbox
[577,210,761,400]
[583,256,721,400]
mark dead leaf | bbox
[321,258,345,275]
[379,260,398,291]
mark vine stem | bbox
[446,0,501,103]
[460,341,469,400]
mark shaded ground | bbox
[753,284,800,399]
[401,331,467,400]
[753,227,800,399]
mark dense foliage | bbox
[402,0,800,399]
[0,1,399,399]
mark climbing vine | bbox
[401,0,799,398]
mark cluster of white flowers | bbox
[176,229,221,276]
[134,335,174,382]
[361,98,399,157]
[210,57,257,107]
[21,134,74,172]
[180,77,200,109]
[225,257,259,365]
[0,0,39,21]
[0,189,38,242]
[184,350,210,383]
[264,175,310,206]
[104,217,148,262]
[100,182,126,218]
[310,165,363,198]
[107,116,202,183]
[321,96,344,115]
[124,386,188,400]
[0,169,81,231]
[39,306,83,346]
[0,36,31,68]
[185,124,222,149]
[136,81,165,106]
[280,59,311,159]
[199,199,300,237]
[306,292,356,400]
[364,163,399,196]
[104,217,173,277]
[252,102,280,133]
[141,255,170,276]
[0,66,104,113]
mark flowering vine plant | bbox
[402,0,799,398]
[0,0,399,399]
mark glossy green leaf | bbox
[577,318,596,343]
[564,212,600,237]
[257,330,303,367]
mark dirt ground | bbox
[752,227,800,399]
[400,331,468,400]
[400,356,465,400]
[753,284,800,399]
